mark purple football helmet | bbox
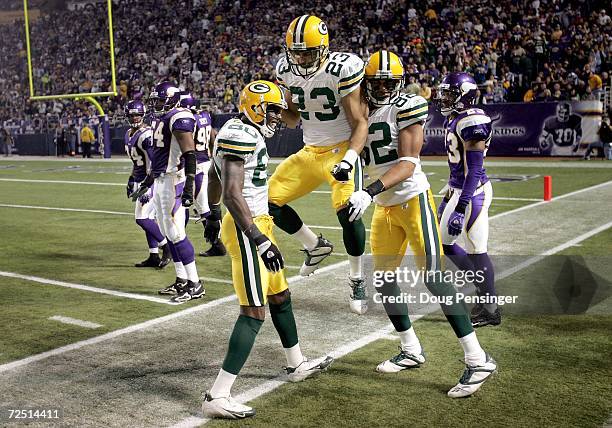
[436,72,478,116]
[148,81,181,116]
[124,99,146,128]
[179,92,199,113]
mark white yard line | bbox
[0,203,132,216]
[49,316,102,329]
[0,271,179,305]
[0,178,124,186]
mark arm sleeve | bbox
[215,127,257,161]
[338,55,365,97]
[455,114,492,143]
[396,96,429,130]
[170,111,196,133]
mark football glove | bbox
[255,239,284,272]
[347,190,372,222]
[447,211,465,236]
[331,160,353,182]
[138,190,151,205]
[204,204,222,244]
[181,177,195,207]
[126,176,136,198]
[131,174,154,202]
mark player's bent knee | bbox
[240,305,266,321]
[267,289,290,306]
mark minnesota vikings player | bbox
[132,82,204,303]
[179,93,226,257]
[124,100,171,269]
[436,72,501,327]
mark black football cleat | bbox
[171,280,205,303]
[135,254,162,268]
[470,302,484,318]
[471,307,502,328]
[158,277,187,295]
[158,244,172,269]
[199,241,227,257]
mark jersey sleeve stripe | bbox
[398,116,428,127]
[338,76,363,93]
[216,138,256,148]
[398,102,429,115]
[339,67,365,83]
[217,146,255,155]
[397,106,429,120]
[338,71,364,90]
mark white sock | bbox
[149,247,159,254]
[174,262,187,279]
[158,238,167,246]
[209,368,237,398]
[458,332,486,366]
[284,343,304,368]
[183,261,199,282]
[398,327,422,355]
[293,225,319,250]
[348,255,363,279]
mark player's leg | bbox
[440,189,475,272]
[134,185,170,268]
[465,182,500,327]
[324,147,367,313]
[268,148,333,275]
[195,161,226,257]
[371,204,426,372]
[410,190,496,397]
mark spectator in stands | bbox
[0,127,11,157]
[586,113,612,160]
[80,122,95,158]
[54,125,66,157]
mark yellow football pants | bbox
[220,213,288,307]
[370,190,444,272]
[268,141,362,211]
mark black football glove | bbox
[131,174,154,202]
[181,177,195,207]
[204,204,222,244]
[331,160,353,182]
[255,238,284,272]
[126,175,136,198]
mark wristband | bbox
[182,150,197,177]
[342,149,359,166]
[454,203,467,214]
[244,223,267,246]
[209,204,222,221]
[365,179,385,198]
[397,156,420,166]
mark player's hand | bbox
[203,204,222,243]
[131,183,150,202]
[126,176,136,198]
[331,160,353,182]
[181,178,194,207]
[138,190,151,205]
[256,238,284,272]
[348,190,372,222]
[447,211,465,236]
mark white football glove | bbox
[348,190,373,222]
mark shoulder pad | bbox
[336,53,365,97]
[396,94,429,128]
[216,120,259,157]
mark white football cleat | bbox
[447,353,497,398]
[349,276,368,315]
[299,235,334,276]
[201,392,255,419]
[286,355,334,382]
[376,346,426,373]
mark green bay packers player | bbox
[202,81,333,419]
[347,51,497,398]
[271,15,369,314]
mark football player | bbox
[348,53,497,398]
[124,100,171,269]
[539,102,583,156]
[436,72,501,327]
[201,81,333,419]
[271,15,369,314]
[179,93,227,257]
[132,82,204,303]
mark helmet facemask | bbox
[251,102,285,138]
[127,114,144,129]
[366,77,403,107]
[436,84,463,117]
[285,45,329,78]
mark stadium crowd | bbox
[0,0,609,133]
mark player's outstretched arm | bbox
[204,164,223,243]
[332,87,368,182]
[221,156,283,272]
[377,123,424,189]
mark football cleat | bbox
[470,302,484,318]
[376,346,426,373]
[201,392,255,420]
[286,355,334,382]
[447,353,497,398]
[170,280,205,303]
[134,254,161,268]
[158,244,172,269]
[158,277,186,295]
[471,307,502,328]
[199,241,227,257]
[299,235,334,276]
[349,276,368,315]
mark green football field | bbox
[0,157,611,427]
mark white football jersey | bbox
[213,118,269,217]
[276,51,364,146]
[366,93,430,206]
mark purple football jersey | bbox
[124,127,153,181]
[150,108,196,177]
[194,111,212,163]
[444,108,492,189]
